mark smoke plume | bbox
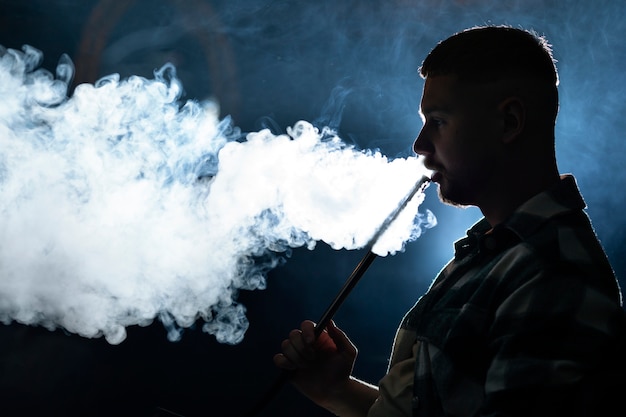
[0,45,435,345]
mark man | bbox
[273,26,626,416]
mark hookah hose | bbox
[155,176,431,417]
[239,175,431,417]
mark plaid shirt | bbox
[369,175,625,417]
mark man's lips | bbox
[422,160,443,182]
[426,170,441,182]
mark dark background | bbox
[0,1,625,416]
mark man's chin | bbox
[437,183,471,208]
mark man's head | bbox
[413,26,561,223]
[419,25,559,126]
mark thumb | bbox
[326,320,357,356]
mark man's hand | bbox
[273,319,357,408]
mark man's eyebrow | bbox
[420,106,452,116]
[419,106,451,120]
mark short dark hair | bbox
[420,25,559,124]
[420,25,558,85]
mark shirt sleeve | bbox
[367,331,419,417]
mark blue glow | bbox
[0,1,624,416]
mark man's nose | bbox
[412,128,432,155]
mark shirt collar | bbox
[453,175,586,259]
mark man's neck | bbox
[479,168,560,227]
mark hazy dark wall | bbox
[0,1,624,416]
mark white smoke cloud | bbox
[0,45,435,346]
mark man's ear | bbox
[498,97,525,144]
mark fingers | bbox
[300,320,316,344]
[273,319,356,372]
[286,327,317,361]
[273,352,295,370]
[273,324,317,370]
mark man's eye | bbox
[430,118,444,127]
